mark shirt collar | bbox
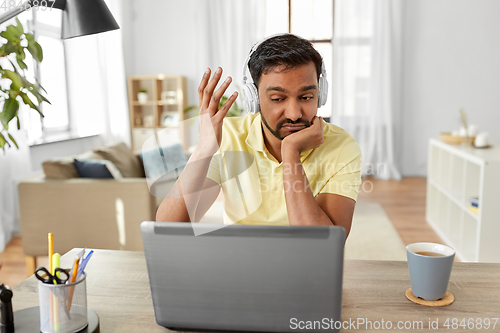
[245,113,265,152]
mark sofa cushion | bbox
[141,143,187,182]
[42,151,104,179]
[94,142,145,178]
[74,159,123,179]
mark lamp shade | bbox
[61,0,120,39]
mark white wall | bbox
[401,0,500,175]
[121,0,500,177]
[121,0,200,107]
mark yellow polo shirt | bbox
[207,113,362,225]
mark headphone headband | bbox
[242,33,287,85]
[241,33,328,114]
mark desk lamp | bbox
[0,0,119,38]
[0,2,118,330]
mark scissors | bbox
[35,267,70,285]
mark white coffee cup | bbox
[475,132,489,148]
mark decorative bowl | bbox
[440,133,475,145]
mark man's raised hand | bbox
[197,67,238,153]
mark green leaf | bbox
[34,77,48,94]
[2,41,17,55]
[19,74,31,88]
[16,48,27,70]
[26,33,43,62]
[8,133,18,149]
[16,115,20,130]
[16,58,27,70]
[2,70,22,90]
[19,91,39,111]
[4,25,22,40]
[28,88,49,107]
[0,29,17,42]
[15,18,24,35]
[1,98,19,127]
[0,132,8,150]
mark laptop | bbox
[141,221,345,333]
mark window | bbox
[25,9,71,144]
[333,0,373,118]
[265,0,334,118]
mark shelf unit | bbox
[426,138,500,262]
[127,75,189,152]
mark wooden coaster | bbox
[405,288,454,307]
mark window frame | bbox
[288,0,334,121]
[28,10,72,141]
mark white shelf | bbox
[426,138,500,262]
[428,180,478,221]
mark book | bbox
[469,206,479,214]
[467,196,479,207]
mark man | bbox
[156,34,361,238]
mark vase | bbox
[137,92,148,104]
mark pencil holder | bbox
[38,272,88,333]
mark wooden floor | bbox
[357,177,442,245]
[0,177,441,288]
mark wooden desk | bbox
[12,249,500,332]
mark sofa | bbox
[18,142,181,275]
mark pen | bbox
[69,248,86,279]
[69,255,80,284]
[48,233,54,327]
[67,254,81,311]
[77,250,93,280]
[52,253,60,332]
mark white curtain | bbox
[195,0,267,93]
[333,0,402,180]
[65,0,130,146]
[0,128,32,252]
[97,0,130,146]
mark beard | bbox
[261,113,311,141]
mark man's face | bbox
[258,62,318,141]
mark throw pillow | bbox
[43,151,105,179]
[94,142,145,178]
[74,159,123,179]
[141,143,187,182]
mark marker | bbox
[52,253,61,284]
[48,233,53,274]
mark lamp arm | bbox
[0,1,30,25]
[0,0,66,25]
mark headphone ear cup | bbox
[241,83,260,114]
[317,75,328,107]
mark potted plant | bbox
[0,19,50,151]
[183,94,245,118]
[137,89,148,104]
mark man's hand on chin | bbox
[281,116,325,157]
